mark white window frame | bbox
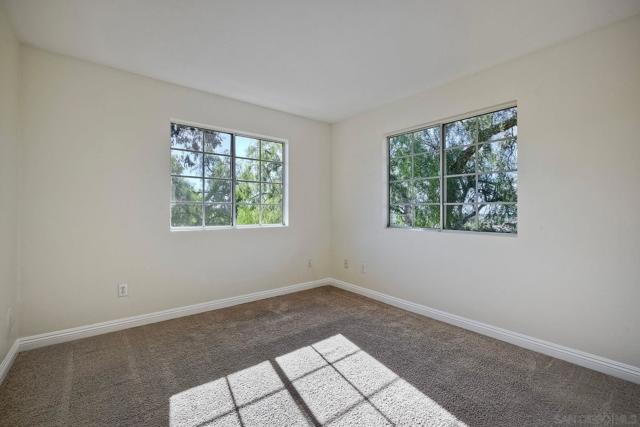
[170,120,288,231]
[386,103,518,235]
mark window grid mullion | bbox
[442,135,515,152]
[387,138,391,227]
[231,133,237,226]
[410,129,414,227]
[389,176,440,184]
[259,140,263,225]
[440,123,445,230]
[474,132,479,230]
[282,141,285,226]
[201,141,205,228]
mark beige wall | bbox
[0,5,20,360]
[18,46,332,336]
[6,10,640,371]
[330,15,640,366]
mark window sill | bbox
[170,224,288,232]
[386,226,517,237]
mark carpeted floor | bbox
[0,286,639,426]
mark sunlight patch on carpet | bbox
[170,334,467,426]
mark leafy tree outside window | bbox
[170,123,285,228]
[389,127,441,228]
[388,106,517,233]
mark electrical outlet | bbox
[361,264,366,274]
[118,283,128,298]
[343,259,349,269]
[307,259,313,268]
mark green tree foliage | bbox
[171,125,233,227]
[235,138,284,225]
[389,127,441,228]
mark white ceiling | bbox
[4,0,640,122]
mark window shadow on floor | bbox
[169,334,467,426]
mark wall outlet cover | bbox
[118,283,128,297]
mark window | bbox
[388,106,517,233]
[170,123,285,229]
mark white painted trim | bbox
[8,277,639,386]
[0,340,19,384]
[18,279,328,352]
[328,278,640,384]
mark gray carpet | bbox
[0,286,638,426]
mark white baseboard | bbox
[17,278,328,352]
[328,278,640,384]
[6,277,639,386]
[0,339,19,384]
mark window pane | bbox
[261,141,283,162]
[171,150,202,177]
[171,203,202,227]
[204,130,231,155]
[171,177,203,202]
[444,117,478,148]
[204,179,232,203]
[261,205,283,224]
[446,176,475,203]
[415,204,440,228]
[413,127,440,154]
[261,161,283,183]
[478,107,517,143]
[389,134,411,157]
[414,179,440,203]
[389,181,411,205]
[204,203,232,226]
[385,107,516,233]
[477,172,517,202]
[446,204,477,231]
[478,204,517,233]
[205,154,231,179]
[235,158,260,181]
[235,182,260,204]
[170,124,287,229]
[413,153,439,178]
[390,205,412,227]
[171,124,203,151]
[261,183,283,204]
[446,145,476,175]
[389,156,412,181]
[236,136,260,159]
[236,204,259,225]
[477,139,517,172]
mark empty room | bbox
[1,0,640,426]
